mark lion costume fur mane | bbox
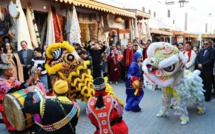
[45,41,123,105]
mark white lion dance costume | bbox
[142,42,206,125]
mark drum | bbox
[3,86,45,131]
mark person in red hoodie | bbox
[86,77,128,134]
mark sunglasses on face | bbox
[204,43,208,46]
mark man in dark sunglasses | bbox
[196,40,215,102]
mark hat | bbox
[34,47,42,53]
[0,62,12,70]
[93,77,106,90]
[147,39,152,42]
[54,79,68,94]
[2,36,12,43]
[79,50,87,55]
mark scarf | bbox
[113,54,118,65]
[125,48,134,66]
[144,46,148,59]
[183,50,192,62]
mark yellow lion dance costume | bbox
[45,41,123,104]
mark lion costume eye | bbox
[51,48,62,60]
[164,64,175,72]
[67,54,74,61]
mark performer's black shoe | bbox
[0,119,4,123]
[155,88,161,91]
[132,108,141,112]
[8,130,17,134]
[8,130,25,134]
[205,98,211,102]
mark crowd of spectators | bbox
[0,38,214,101]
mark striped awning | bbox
[125,9,150,19]
[202,34,215,39]
[51,0,135,18]
[172,30,184,36]
[150,28,173,36]
[184,33,198,39]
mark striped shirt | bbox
[31,57,47,75]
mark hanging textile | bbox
[89,23,98,40]
[146,20,152,40]
[26,3,41,48]
[66,9,72,44]
[40,19,47,47]
[16,0,32,50]
[69,5,81,45]
[102,14,109,33]
[51,6,63,43]
[77,12,97,23]
[46,6,55,46]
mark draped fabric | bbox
[46,6,55,46]
[102,14,109,32]
[16,0,32,50]
[77,12,97,23]
[66,9,72,44]
[26,3,41,48]
[51,6,63,43]
[80,23,90,43]
[69,6,81,45]
[89,23,98,40]
[40,18,47,46]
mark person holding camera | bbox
[86,41,106,79]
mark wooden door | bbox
[118,29,130,46]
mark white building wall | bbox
[162,0,215,35]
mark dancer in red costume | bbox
[86,77,128,134]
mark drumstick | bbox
[45,96,56,99]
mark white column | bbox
[170,36,172,44]
[134,17,139,38]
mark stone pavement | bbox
[1,83,215,134]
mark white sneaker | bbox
[156,113,167,117]
[197,107,205,115]
[156,113,163,117]
[180,117,188,125]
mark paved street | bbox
[1,83,215,134]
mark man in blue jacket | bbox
[196,40,215,101]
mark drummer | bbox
[0,62,36,133]
[24,79,80,134]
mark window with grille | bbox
[142,7,145,12]
[168,9,170,18]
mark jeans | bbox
[40,75,49,91]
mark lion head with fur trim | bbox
[45,41,94,101]
[45,41,124,105]
[142,42,188,87]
